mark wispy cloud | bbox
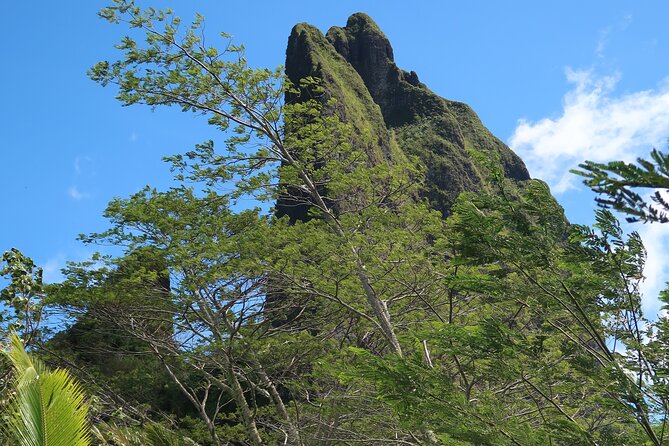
[41,249,98,284]
[42,254,66,283]
[595,14,632,59]
[130,131,138,143]
[509,68,669,317]
[70,156,94,199]
[638,222,669,316]
[509,69,669,193]
[68,185,91,200]
[595,26,612,59]
[73,155,94,176]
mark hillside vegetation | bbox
[3,3,669,446]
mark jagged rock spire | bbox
[325,13,434,126]
[283,13,531,217]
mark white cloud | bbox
[71,156,94,200]
[638,222,669,316]
[130,131,138,142]
[67,186,91,200]
[42,254,65,284]
[595,15,632,59]
[509,69,669,193]
[40,248,99,285]
[74,155,94,176]
[595,26,612,59]
[509,68,669,318]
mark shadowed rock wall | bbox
[278,13,530,219]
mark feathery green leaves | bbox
[573,147,669,223]
[4,334,90,446]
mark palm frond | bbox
[5,334,91,446]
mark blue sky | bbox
[3,1,669,313]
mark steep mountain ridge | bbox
[282,13,530,217]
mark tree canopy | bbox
[3,2,669,445]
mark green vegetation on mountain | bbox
[285,23,400,165]
[3,3,669,446]
[284,12,530,217]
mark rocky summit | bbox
[281,13,530,217]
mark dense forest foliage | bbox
[5,2,669,445]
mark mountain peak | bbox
[284,14,531,217]
[328,13,394,64]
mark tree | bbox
[574,147,669,444]
[0,249,46,420]
[573,147,669,223]
[2,330,199,446]
[74,2,449,443]
[330,170,669,445]
[1,334,90,446]
[39,1,669,445]
[88,0,425,358]
[0,249,44,346]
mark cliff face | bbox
[280,13,530,217]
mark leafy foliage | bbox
[7,2,669,445]
[573,147,669,223]
[0,249,44,345]
[329,176,660,445]
[2,334,90,446]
